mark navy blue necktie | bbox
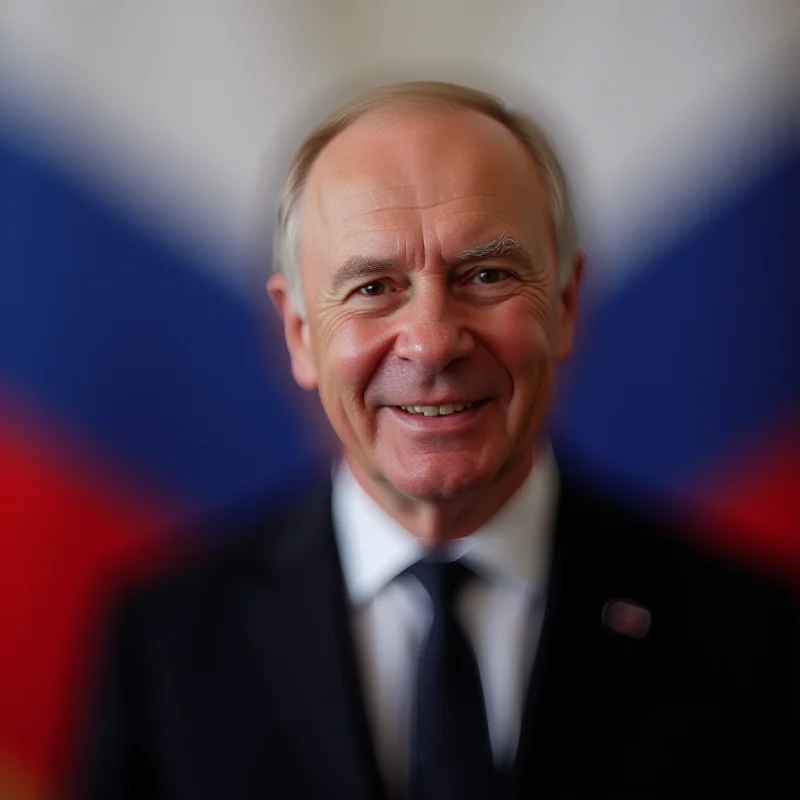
[407,558,502,800]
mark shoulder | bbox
[105,475,335,640]
[556,463,798,634]
[75,481,335,797]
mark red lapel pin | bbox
[602,599,651,639]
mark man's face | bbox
[270,107,580,503]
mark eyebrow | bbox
[329,258,399,296]
[329,234,537,295]
[450,234,536,269]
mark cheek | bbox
[315,317,390,409]
[484,301,556,382]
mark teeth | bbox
[398,402,475,416]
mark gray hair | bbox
[273,81,578,316]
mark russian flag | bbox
[1,2,797,796]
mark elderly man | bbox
[80,82,797,799]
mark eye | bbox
[358,280,387,297]
[472,268,510,285]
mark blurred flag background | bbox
[1,1,798,797]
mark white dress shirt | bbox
[331,450,559,792]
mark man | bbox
[79,82,797,798]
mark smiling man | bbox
[80,83,797,799]
[269,89,580,546]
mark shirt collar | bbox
[332,448,559,606]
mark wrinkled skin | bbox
[269,107,582,543]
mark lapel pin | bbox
[602,599,651,639]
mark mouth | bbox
[394,400,486,417]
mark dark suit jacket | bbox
[77,470,799,799]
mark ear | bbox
[555,251,584,361]
[266,274,319,391]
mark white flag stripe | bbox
[3,1,798,292]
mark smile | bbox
[396,402,476,417]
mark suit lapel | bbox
[237,484,385,800]
[511,477,658,797]
[230,472,662,798]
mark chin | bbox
[382,453,496,501]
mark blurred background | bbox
[1,1,798,797]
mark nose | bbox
[393,280,474,373]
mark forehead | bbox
[300,106,552,260]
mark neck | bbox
[346,450,537,548]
